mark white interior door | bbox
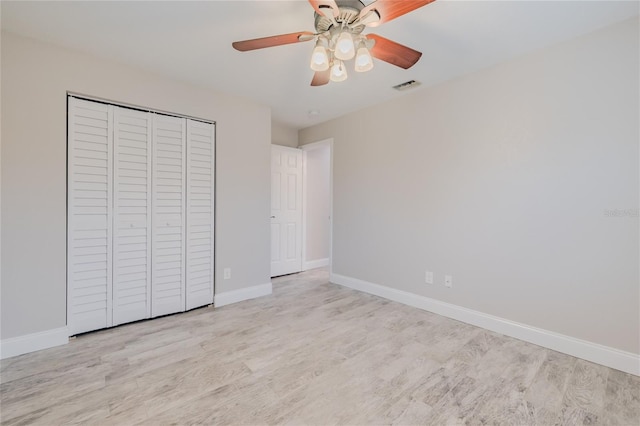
[151,114,186,317]
[271,145,303,277]
[67,97,113,335]
[112,106,152,325]
[185,120,215,310]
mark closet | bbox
[67,96,215,336]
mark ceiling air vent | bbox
[392,80,421,91]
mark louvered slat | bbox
[67,98,113,335]
[186,120,215,310]
[113,107,152,325]
[152,115,186,316]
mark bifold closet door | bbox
[69,98,216,334]
[186,120,215,310]
[152,114,187,317]
[112,107,152,325]
[67,98,113,335]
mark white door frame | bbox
[301,138,334,274]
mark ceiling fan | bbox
[232,0,436,86]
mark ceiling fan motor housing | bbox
[314,0,367,34]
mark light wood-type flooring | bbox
[1,268,639,425]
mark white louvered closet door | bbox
[186,120,215,310]
[112,107,152,325]
[152,114,187,317]
[67,98,113,335]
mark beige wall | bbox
[271,120,298,148]
[1,32,271,339]
[300,18,639,354]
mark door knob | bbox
[270,216,276,219]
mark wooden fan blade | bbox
[359,0,436,27]
[367,34,422,69]
[311,69,330,86]
[308,0,340,18]
[232,31,315,52]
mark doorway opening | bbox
[270,139,333,278]
[302,139,333,274]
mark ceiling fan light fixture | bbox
[232,0,432,87]
[330,60,348,82]
[310,41,329,71]
[354,46,373,72]
[334,31,355,61]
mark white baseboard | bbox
[330,273,640,376]
[214,282,272,307]
[0,327,69,360]
[303,258,330,271]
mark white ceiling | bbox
[2,0,638,129]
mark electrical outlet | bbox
[223,268,231,280]
[425,270,434,284]
[445,275,453,288]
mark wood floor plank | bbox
[562,359,609,418]
[524,349,577,414]
[601,368,640,425]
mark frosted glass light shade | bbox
[330,60,348,82]
[310,45,329,71]
[335,31,355,60]
[355,46,373,72]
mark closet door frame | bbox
[67,93,216,335]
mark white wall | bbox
[304,144,331,264]
[299,18,639,355]
[0,32,271,341]
[271,120,298,148]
